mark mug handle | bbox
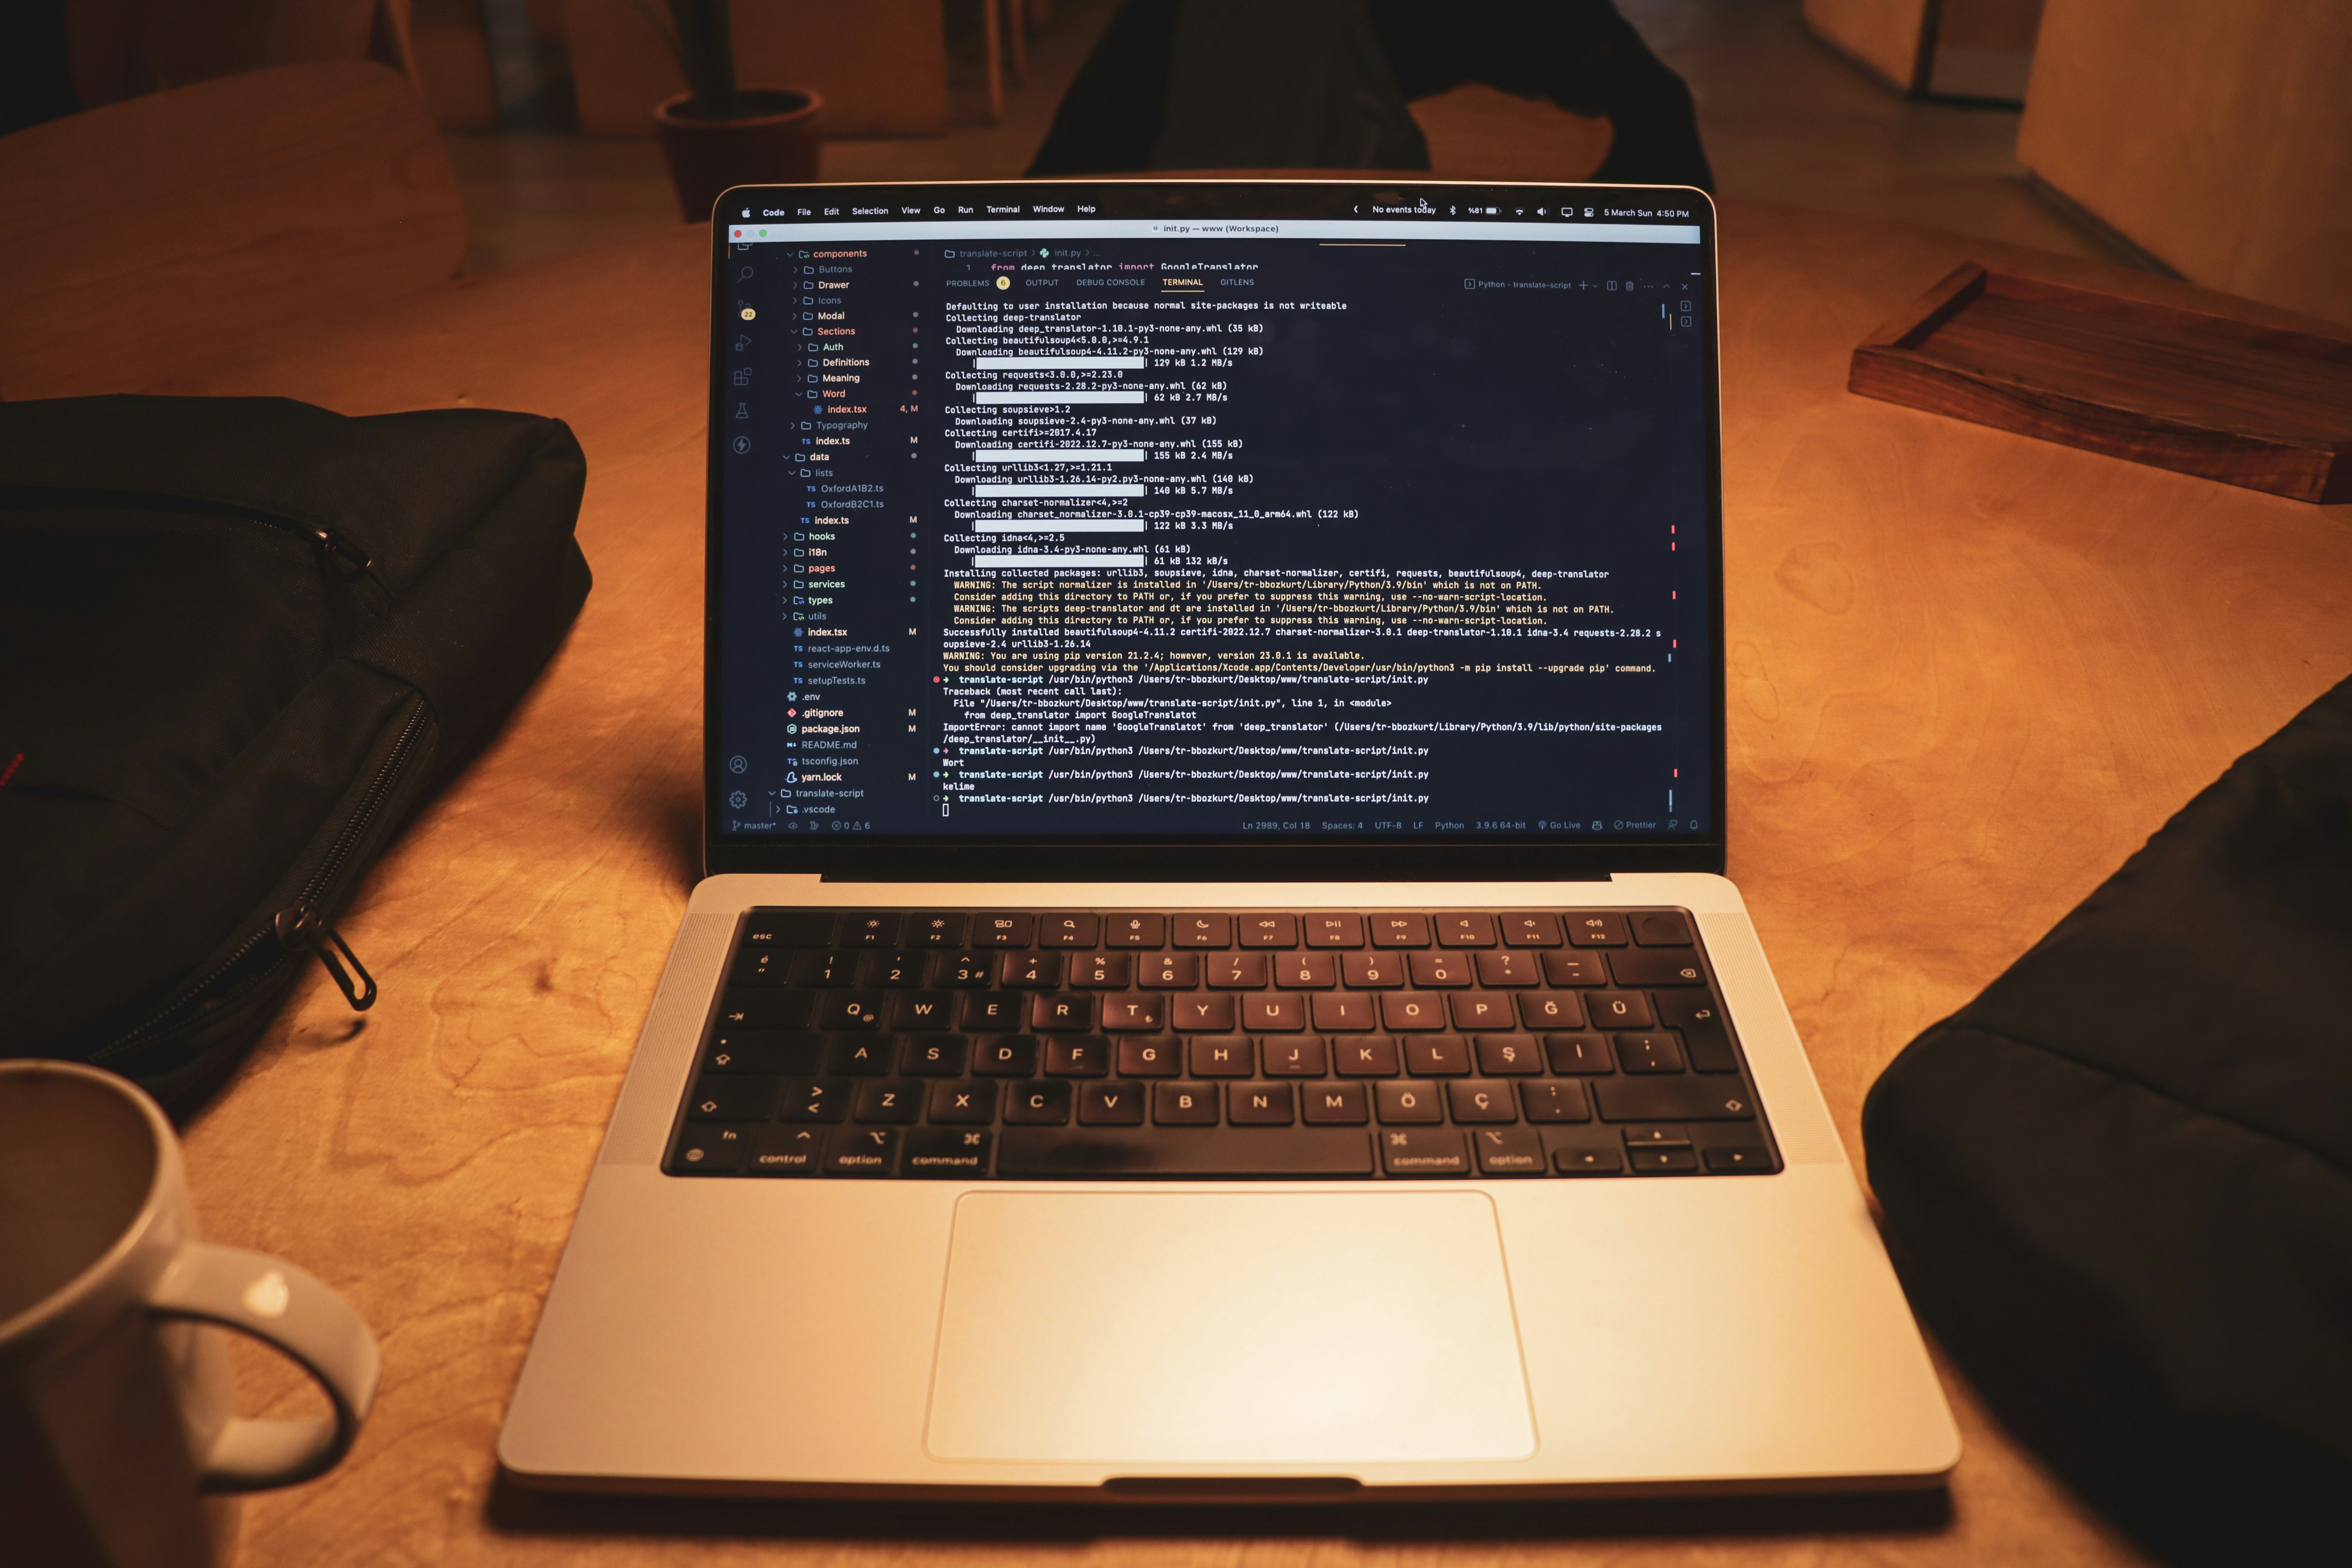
[146,1243,383,1493]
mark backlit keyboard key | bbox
[1448,993,1516,1031]
[906,913,969,947]
[1071,952,1132,988]
[1520,1080,1591,1123]
[1116,1036,1183,1076]
[1004,1080,1071,1124]
[1474,1034,1542,1075]
[1188,1037,1254,1077]
[1543,1032,1612,1073]
[1261,1036,1328,1076]
[1539,950,1612,987]
[686,1077,778,1121]
[1104,913,1166,947]
[1029,994,1096,1031]
[960,992,1023,1030]
[1435,913,1497,947]
[1206,952,1269,988]
[1374,1081,1443,1124]
[826,1034,897,1075]
[852,1080,920,1123]
[1139,952,1200,987]
[1406,951,1473,987]
[1274,951,1339,987]
[1228,1082,1295,1125]
[1303,914,1365,948]
[1099,994,1168,1032]
[1379,1127,1467,1175]
[1615,1032,1686,1074]
[1564,913,1629,947]
[1610,948,1705,987]
[1243,993,1306,1031]
[1044,1036,1111,1076]
[1446,1080,1518,1123]
[1170,993,1236,1032]
[889,992,955,1030]
[1499,913,1563,947]
[1172,913,1232,947]
[840,912,902,946]
[1001,951,1062,987]
[973,1035,1038,1076]
[1301,1082,1369,1124]
[1040,914,1100,947]
[1154,1082,1220,1125]
[976,913,1035,946]
[902,1036,969,1076]
[1474,950,1543,987]
[926,1080,996,1124]
[1379,994,1446,1031]
[1518,992,1585,1029]
[1403,1036,1473,1076]
[1310,993,1377,1032]
[1586,989,1656,1029]
[1079,1082,1147,1125]
[1472,1126,1545,1174]
[1236,914,1298,948]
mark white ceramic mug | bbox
[0,1060,380,1568]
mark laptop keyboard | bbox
[664,907,1780,1181]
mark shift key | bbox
[1593,1077,1758,1122]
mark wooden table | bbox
[149,200,2352,1565]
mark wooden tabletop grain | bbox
[144,200,2351,1566]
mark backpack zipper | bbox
[1,484,379,584]
[92,702,430,1058]
[267,701,436,1010]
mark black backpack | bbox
[0,395,591,1109]
[1864,675,2352,1563]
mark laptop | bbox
[499,179,1958,1499]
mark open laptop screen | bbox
[706,181,1721,876]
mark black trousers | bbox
[1028,0,1713,191]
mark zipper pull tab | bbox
[274,903,378,1011]
[310,524,373,575]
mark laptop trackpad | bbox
[925,1190,1535,1465]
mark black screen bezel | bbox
[702,179,1726,881]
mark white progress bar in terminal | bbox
[973,483,1147,497]
[972,520,1145,533]
[971,448,1147,462]
[972,356,1146,368]
[972,553,1148,568]
[975,390,1147,404]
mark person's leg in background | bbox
[1368,0,1713,189]
[1029,0,1426,175]
[1029,0,1710,190]
[1025,0,1185,175]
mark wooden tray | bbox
[1850,263,2352,503]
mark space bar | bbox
[996,1127,1374,1177]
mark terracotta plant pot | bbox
[654,88,824,224]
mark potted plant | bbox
[639,0,823,222]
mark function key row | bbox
[735,945,1708,992]
[744,908,1697,952]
